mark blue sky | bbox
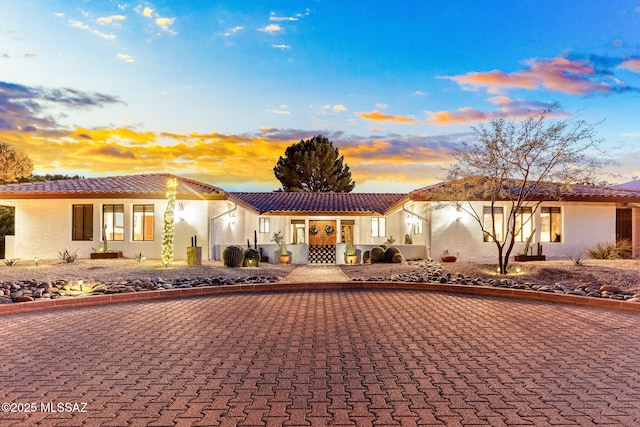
[1,1,639,191]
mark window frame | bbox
[483,206,504,242]
[371,217,386,238]
[72,204,93,241]
[132,204,154,241]
[514,207,533,242]
[290,219,305,244]
[259,217,270,233]
[540,206,562,243]
[102,204,125,242]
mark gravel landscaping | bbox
[341,259,640,302]
[0,259,296,304]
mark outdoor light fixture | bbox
[34,257,39,267]
[229,211,236,226]
[455,205,463,222]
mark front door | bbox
[308,220,337,264]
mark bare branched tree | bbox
[436,109,612,274]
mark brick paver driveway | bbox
[1,290,639,426]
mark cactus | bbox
[363,250,371,264]
[243,248,260,267]
[392,253,405,263]
[223,245,245,267]
[384,247,401,263]
[370,246,385,263]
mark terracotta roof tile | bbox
[410,177,640,203]
[0,173,225,200]
[229,192,408,215]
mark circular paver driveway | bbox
[1,290,639,426]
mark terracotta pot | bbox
[345,255,357,265]
[279,255,291,264]
[441,255,457,263]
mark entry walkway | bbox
[279,264,350,283]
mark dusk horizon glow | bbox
[1,1,639,192]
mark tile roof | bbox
[0,173,226,200]
[614,181,640,191]
[409,177,640,203]
[229,192,408,215]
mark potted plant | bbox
[90,224,122,259]
[441,249,457,263]
[345,244,357,265]
[271,231,290,264]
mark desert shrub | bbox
[4,258,18,266]
[586,239,632,259]
[370,246,385,263]
[223,245,245,267]
[243,248,260,267]
[58,249,78,263]
[571,252,584,266]
[384,247,401,263]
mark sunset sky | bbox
[1,1,639,192]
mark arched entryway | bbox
[308,220,336,264]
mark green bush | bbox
[384,247,401,263]
[391,253,405,263]
[362,250,371,264]
[370,246,385,263]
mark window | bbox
[483,207,504,242]
[72,204,93,241]
[407,214,422,235]
[133,205,154,241]
[541,207,561,242]
[103,204,124,241]
[259,217,270,233]
[291,220,305,244]
[341,220,354,244]
[514,207,533,242]
[371,217,386,238]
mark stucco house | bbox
[410,179,640,261]
[1,173,639,263]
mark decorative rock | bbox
[600,285,623,293]
[13,295,34,302]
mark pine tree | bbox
[273,135,355,192]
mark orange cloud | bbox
[427,108,491,125]
[427,98,569,126]
[446,56,625,95]
[619,58,640,73]
[356,110,418,124]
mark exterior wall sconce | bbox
[34,257,39,267]
[177,202,185,221]
[455,205,463,222]
[228,211,236,226]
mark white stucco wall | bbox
[210,209,429,263]
[8,197,216,260]
[427,201,617,262]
